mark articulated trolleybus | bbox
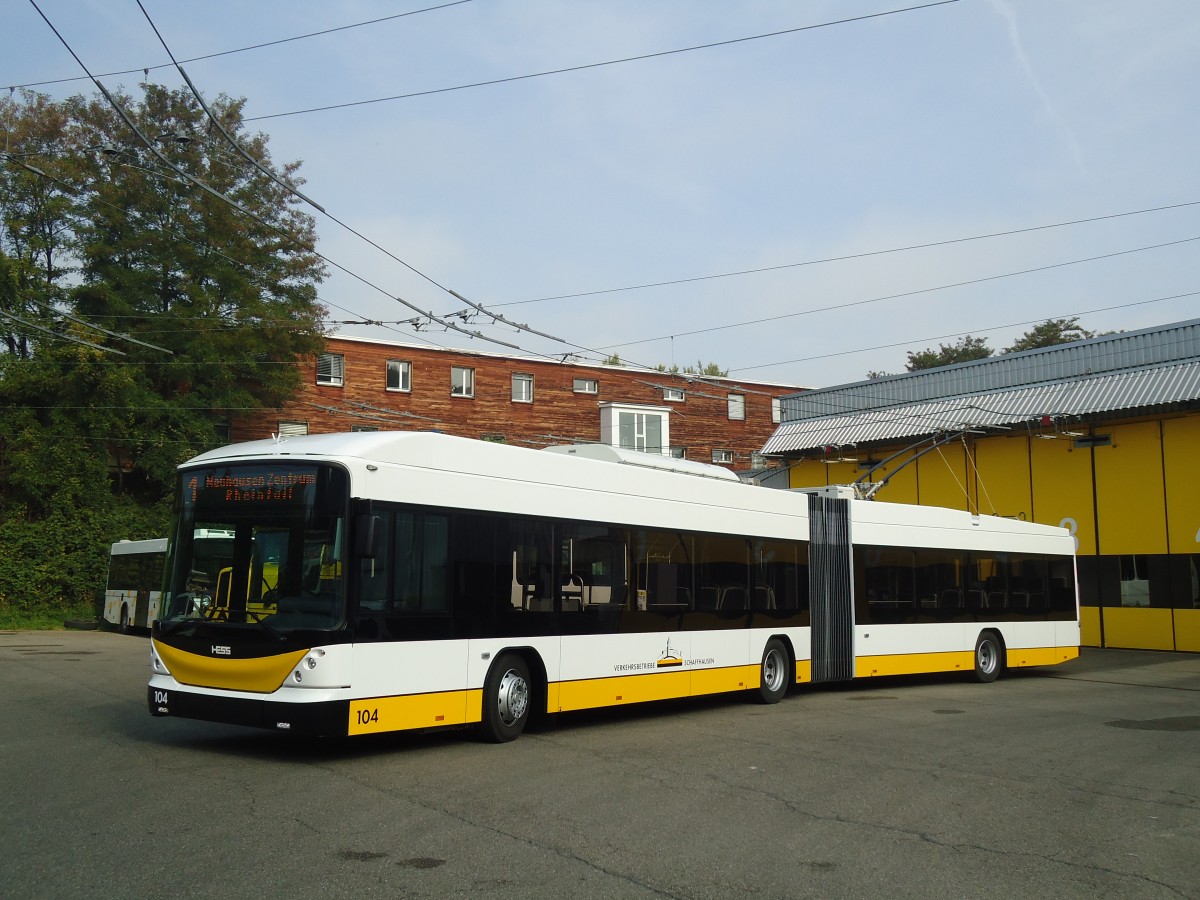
[149,432,1079,741]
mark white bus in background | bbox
[106,530,236,632]
[104,539,168,633]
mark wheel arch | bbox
[979,627,1008,667]
[763,633,797,686]
[488,646,548,714]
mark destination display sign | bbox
[183,466,321,509]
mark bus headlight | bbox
[150,646,171,676]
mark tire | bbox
[119,606,131,635]
[756,638,790,704]
[973,631,1003,683]
[480,654,532,743]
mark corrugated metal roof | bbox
[763,361,1200,455]
[779,318,1200,420]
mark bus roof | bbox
[181,431,1074,553]
[110,538,168,556]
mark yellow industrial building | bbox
[762,319,1200,652]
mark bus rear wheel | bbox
[973,631,1003,683]
[480,654,531,742]
[119,606,131,635]
[756,639,790,704]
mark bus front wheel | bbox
[756,639,790,704]
[480,654,531,742]
[973,631,1003,683]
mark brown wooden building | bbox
[231,335,805,469]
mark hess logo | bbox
[211,645,232,656]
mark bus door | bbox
[808,493,855,682]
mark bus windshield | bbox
[160,463,349,631]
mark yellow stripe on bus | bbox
[855,651,974,678]
[348,689,484,735]
[153,640,307,693]
[1006,646,1079,668]
[854,646,1079,677]
[553,665,761,713]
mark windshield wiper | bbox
[240,608,286,643]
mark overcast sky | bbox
[6,0,1199,388]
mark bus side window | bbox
[394,512,449,612]
[512,521,555,612]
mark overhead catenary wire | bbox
[491,199,1200,309]
[0,309,124,355]
[728,288,1200,376]
[7,1,479,91]
[245,1,962,122]
[131,0,586,360]
[1,138,459,359]
[599,233,1200,352]
[27,0,542,359]
[18,2,1195,413]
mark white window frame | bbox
[573,378,599,394]
[278,420,308,436]
[712,449,734,464]
[663,388,685,402]
[451,366,475,398]
[727,393,745,421]
[771,397,781,424]
[316,353,344,387]
[598,402,670,456]
[386,359,411,393]
[350,425,379,433]
[512,372,534,403]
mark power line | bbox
[246,1,962,121]
[488,199,1200,309]
[26,0,534,358]
[7,1,478,91]
[599,233,1200,351]
[130,0,583,359]
[729,289,1200,376]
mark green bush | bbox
[0,496,170,627]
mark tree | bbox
[1002,318,1095,354]
[0,85,328,615]
[654,360,729,377]
[905,335,991,371]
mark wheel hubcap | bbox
[978,643,996,673]
[763,649,785,692]
[496,668,529,726]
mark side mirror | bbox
[354,514,380,558]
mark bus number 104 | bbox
[356,708,379,726]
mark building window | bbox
[663,388,685,402]
[316,353,344,387]
[727,394,745,421]
[712,449,734,464]
[619,412,663,453]
[278,420,308,436]
[669,446,686,459]
[386,359,411,392]
[481,433,506,443]
[599,403,670,456]
[451,366,475,398]
[771,397,781,424]
[512,373,534,403]
[351,425,379,433]
[573,378,599,394]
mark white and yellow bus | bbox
[105,539,168,633]
[149,432,1079,741]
